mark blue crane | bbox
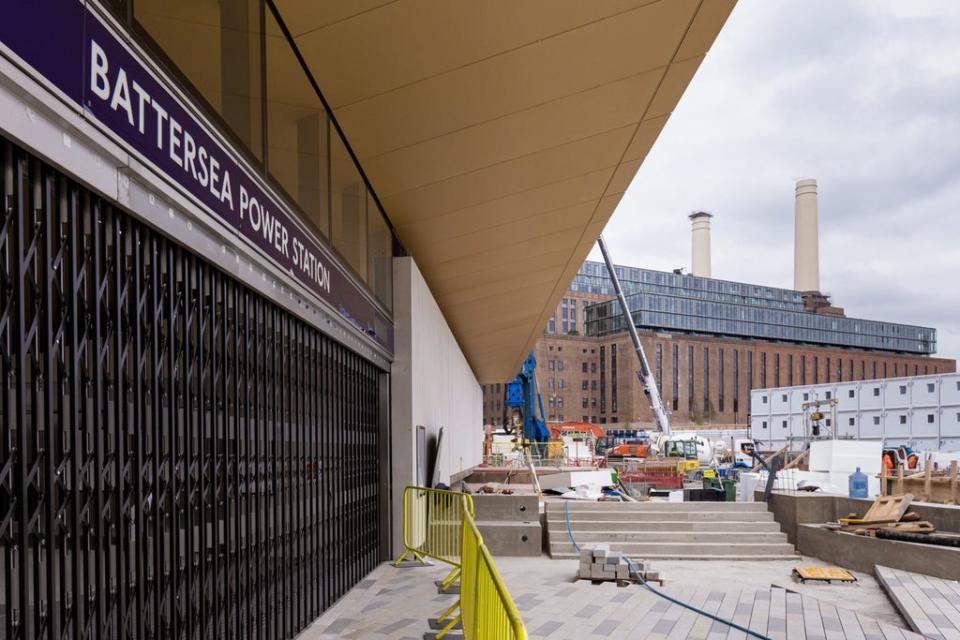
[505,352,551,445]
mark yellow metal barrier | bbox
[394,486,475,591]
[434,495,527,639]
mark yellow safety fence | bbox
[394,486,475,592]
[434,495,527,640]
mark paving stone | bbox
[378,618,416,634]
[322,618,354,634]
[533,619,563,636]
[593,619,622,636]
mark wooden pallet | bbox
[839,493,913,525]
[793,566,857,583]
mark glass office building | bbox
[580,262,937,355]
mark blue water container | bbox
[848,467,869,498]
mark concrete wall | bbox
[797,524,960,580]
[765,492,960,579]
[766,492,960,546]
[390,257,483,554]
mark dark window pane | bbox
[367,193,393,309]
[136,0,264,159]
[331,130,367,280]
[266,11,330,235]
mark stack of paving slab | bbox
[576,543,661,584]
[547,500,798,560]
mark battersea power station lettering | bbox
[88,39,331,294]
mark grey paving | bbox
[298,557,923,640]
[876,565,960,640]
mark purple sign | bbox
[0,0,393,354]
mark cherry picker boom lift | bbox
[597,235,672,437]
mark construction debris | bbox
[839,494,914,525]
[832,494,941,538]
[882,459,960,504]
[476,484,514,495]
[575,544,663,585]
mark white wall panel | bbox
[943,378,960,404]
[860,410,884,439]
[771,390,790,414]
[391,257,482,553]
[912,409,939,438]
[885,380,911,409]
[837,411,857,439]
[913,379,939,407]
[860,382,884,410]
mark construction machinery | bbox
[505,352,551,446]
[604,440,652,461]
[597,235,671,436]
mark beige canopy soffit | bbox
[274,0,738,382]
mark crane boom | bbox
[597,235,672,436]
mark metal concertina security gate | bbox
[0,136,388,640]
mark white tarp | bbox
[539,469,614,491]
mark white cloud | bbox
[593,0,960,361]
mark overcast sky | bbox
[590,0,960,361]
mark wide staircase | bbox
[546,501,798,560]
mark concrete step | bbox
[552,550,801,561]
[545,510,775,522]
[545,519,783,532]
[549,541,798,559]
[558,531,789,544]
[545,501,769,513]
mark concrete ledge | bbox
[764,491,960,545]
[797,523,960,580]
[476,520,541,557]
[472,494,539,522]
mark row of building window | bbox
[543,415,620,423]
[761,380,956,406]
[586,294,936,355]
[547,297,581,334]
[760,412,959,430]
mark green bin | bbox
[722,479,737,502]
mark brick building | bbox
[482,262,955,429]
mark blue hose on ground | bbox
[564,500,772,640]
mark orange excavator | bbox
[604,441,651,459]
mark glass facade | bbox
[578,261,937,355]
[131,0,395,311]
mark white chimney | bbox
[794,179,820,292]
[689,211,713,278]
